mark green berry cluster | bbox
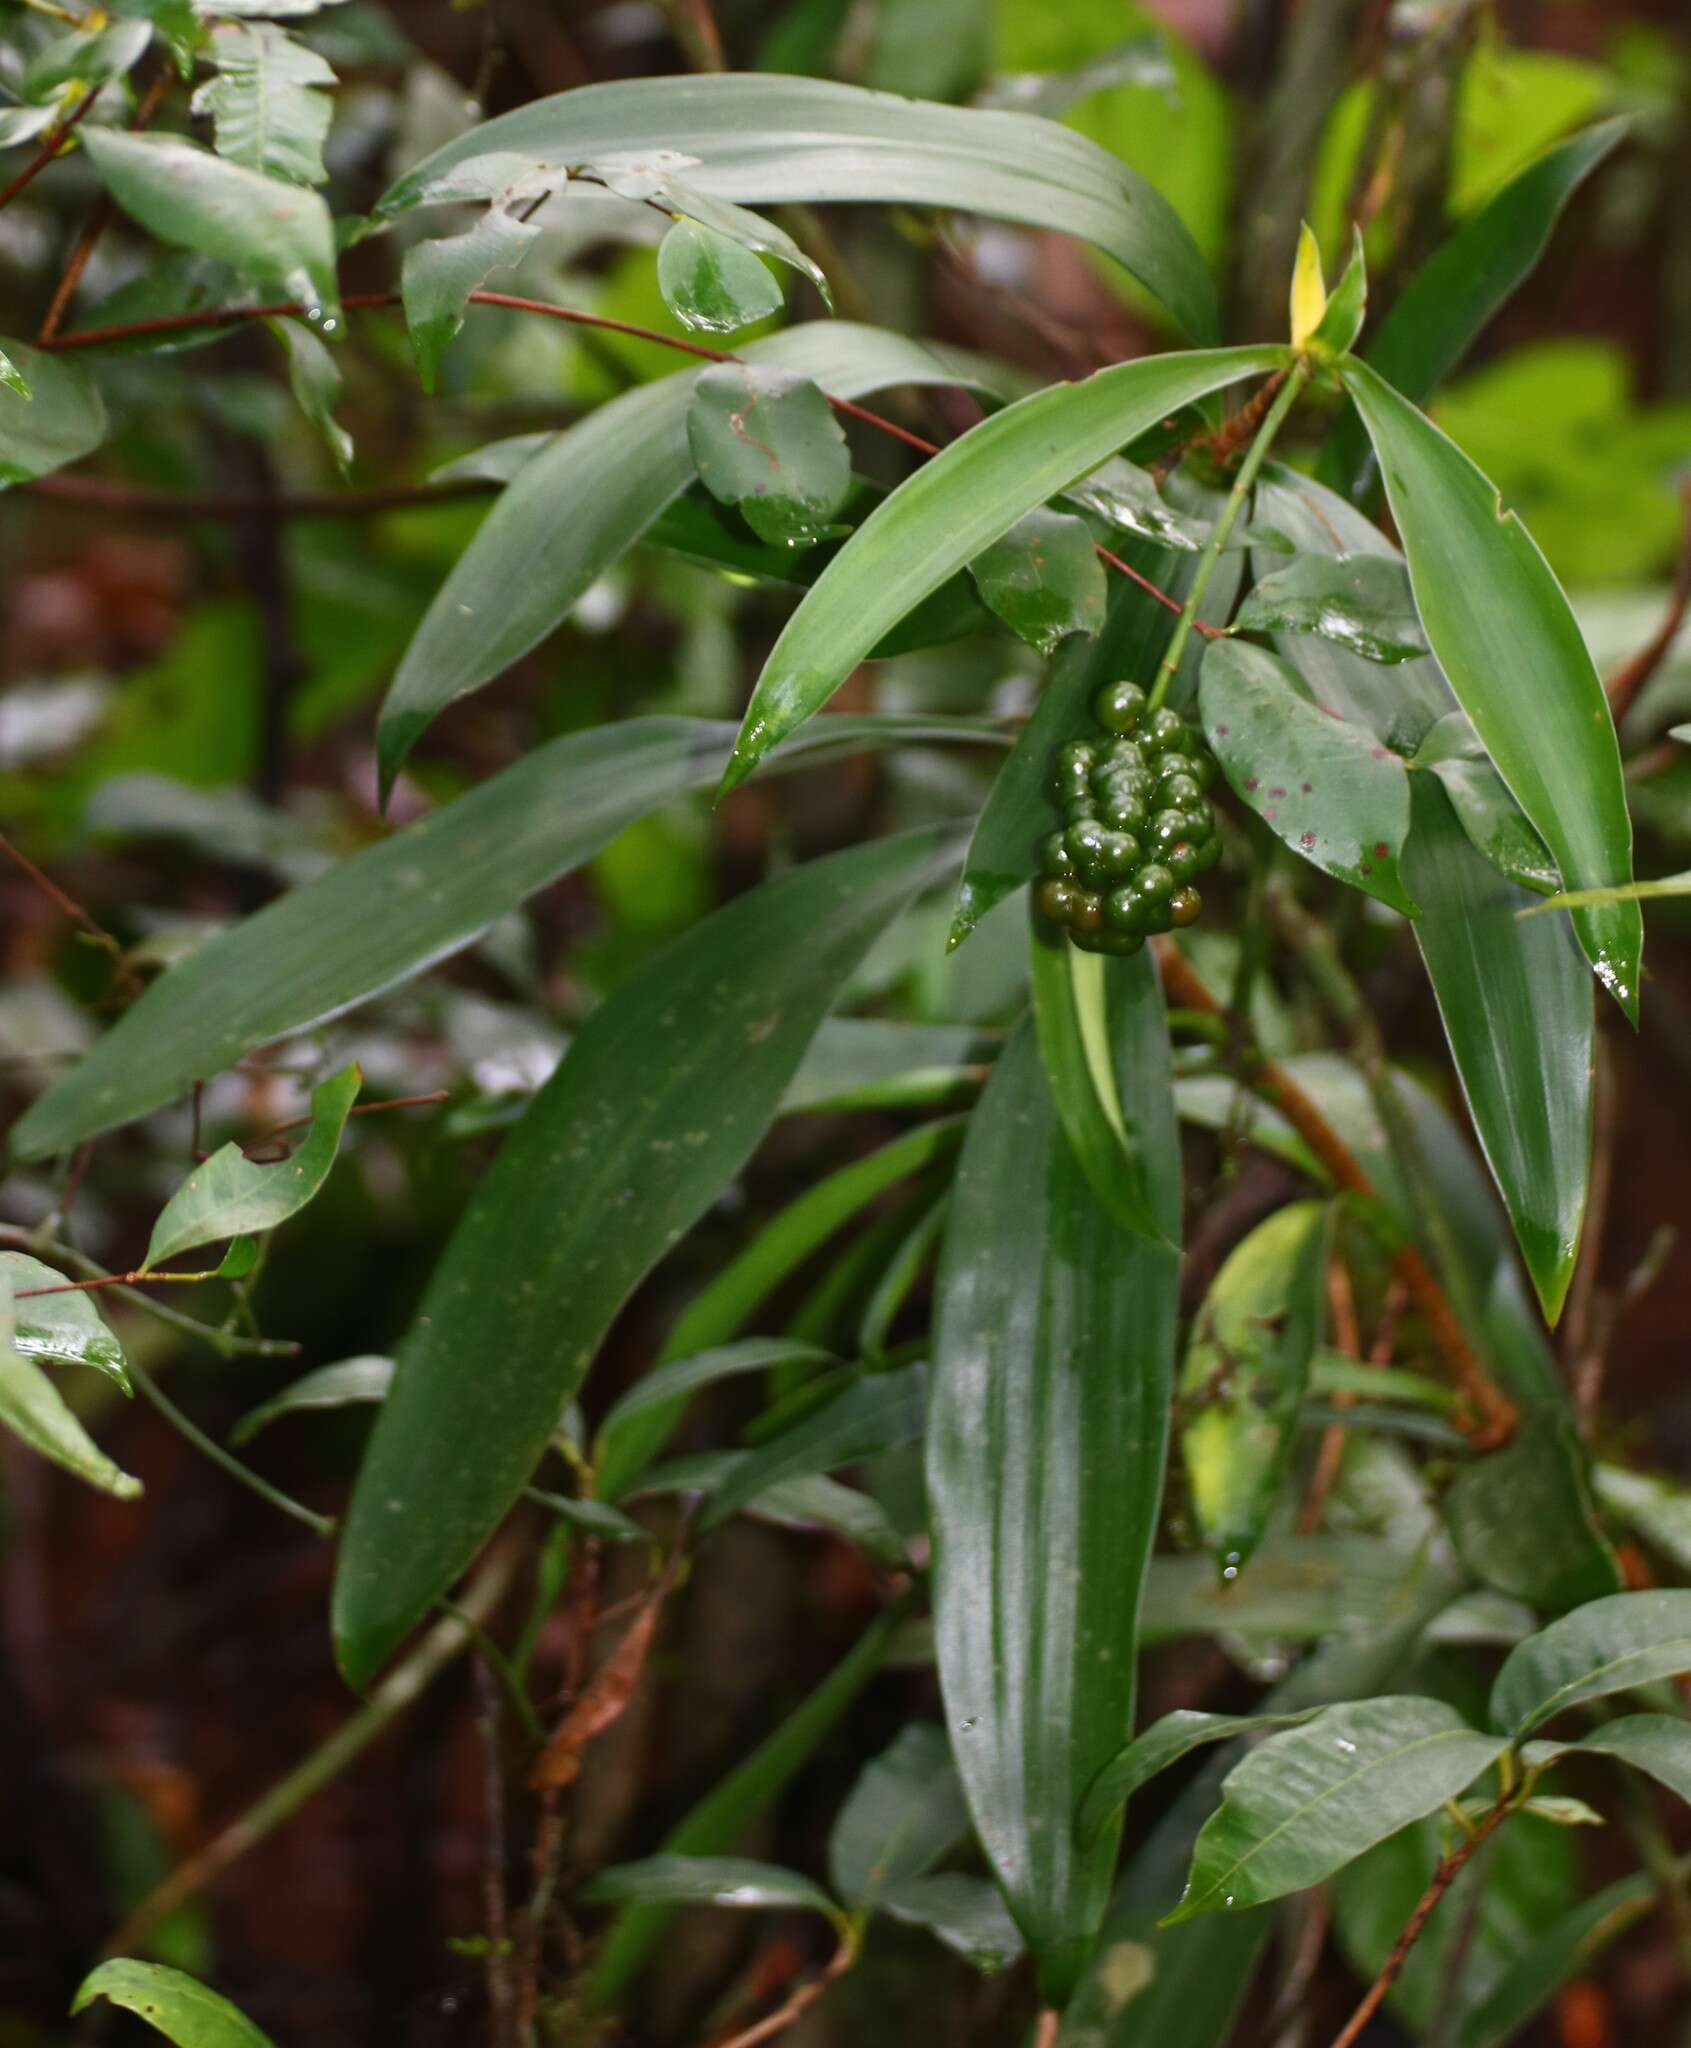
[1035,680,1221,956]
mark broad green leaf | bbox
[1490,1591,1691,1740]
[968,507,1106,654]
[82,129,340,326]
[1079,1709,1322,1855]
[1179,1199,1330,1573]
[1165,1697,1507,1923]
[376,322,1007,793]
[876,1873,1024,1972]
[1199,638,1417,916]
[930,982,1181,2002]
[268,318,350,473]
[1,1251,130,1393]
[229,1355,393,1444]
[1528,1714,1691,1805]
[333,832,943,1688]
[1322,122,1628,502]
[590,1592,912,2005]
[0,342,106,486]
[191,22,334,185]
[723,344,1285,788]
[144,1064,359,1269]
[1340,357,1640,1017]
[401,207,538,393]
[72,1960,273,2046]
[700,1365,925,1531]
[1443,1412,1620,1616]
[1593,1464,1691,1577]
[1460,1864,1666,2048]
[1401,775,1591,1322]
[658,217,782,335]
[0,1282,141,1500]
[1412,713,1559,895]
[578,1854,842,1924]
[1233,553,1426,663]
[604,175,828,309]
[1064,458,1209,552]
[375,73,1217,342]
[1029,921,1167,1243]
[828,1723,968,1903]
[687,363,850,547]
[594,1339,834,1478]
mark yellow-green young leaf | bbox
[658,217,783,335]
[1165,1698,1507,1923]
[827,1724,968,1905]
[144,1064,360,1270]
[1288,222,1327,349]
[72,1960,273,2046]
[0,1280,141,1500]
[0,342,106,485]
[1,1251,130,1393]
[1339,358,1640,1019]
[687,363,850,546]
[969,507,1106,655]
[1489,1590,1691,1740]
[1179,1200,1331,1574]
[1443,1411,1621,1615]
[333,832,945,1691]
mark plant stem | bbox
[1147,358,1309,711]
[0,86,99,213]
[127,1357,335,1538]
[714,1933,857,2048]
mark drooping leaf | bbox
[144,1064,359,1270]
[700,1366,925,1532]
[1401,774,1591,1322]
[1233,553,1426,663]
[1179,1199,1331,1573]
[1412,713,1560,896]
[658,217,783,335]
[229,1355,393,1444]
[0,341,106,486]
[877,1873,1024,1972]
[1489,1591,1691,1740]
[1078,1709,1322,1855]
[0,107,59,150]
[0,346,28,397]
[968,507,1107,655]
[71,1960,273,2047]
[374,73,1217,343]
[0,1280,141,1501]
[268,317,351,472]
[930,981,1181,2002]
[602,173,828,310]
[1199,637,1418,915]
[1,1252,130,1393]
[722,345,1286,788]
[82,128,340,325]
[1443,1411,1620,1616]
[828,1724,968,1904]
[401,207,538,393]
[578,1854,842,1923]
[1526,1714,1691,1805]
[1340,358,1640,1017]
[1165,1697,1507,1923]
[687,363,850,547]
[333,832,944,1689]
[191,22,334,186]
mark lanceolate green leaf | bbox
[1078,1709,1322,1855]
[1340,358,1641,1019]
[333,831,944,1689]
[0,342,106,486]
[229,1355,393,1443]
[1489,1590,1691,1740]
[376,323,1008,793]
[578,1855,842,1923]
[700,1365,925,1531]
[0,1281,142,1501]
[1402,775,1592,1322]
[1,1252,130,1393]
[374,73,1217,342]
[593,1339,834,1487]
[72,1960,274,2047]
[878,1874,1024,1972]
[1165,1698,1507,1923]
[1460,1865,1668,2048]
[723,345,1286,789]
[828,1723,968,1903]
[930,977,1180,2002]
[1528,1715,1691,1805]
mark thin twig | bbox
[0,828,115,944]
[715,1935,857,2048]
[0,87,99,215]
[252,1088,449,1146]
[473,1658,517,2048]
[127,1356,335,1537]
[1298,1255,1364,1534]
[38,64,171,342]
[1606,480,1691,721]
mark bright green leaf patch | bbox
[687,362,851,546]
[658,218,784,335]
[0,342,107,487]
[0,1278,142,1501]
[401,207,540,392]
[191,22,335,187]
[968,506,1106,654]
[1234,553,1426,664]
[72,1958,276,2045]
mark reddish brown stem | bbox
[713,1936,856,2048]
[38,66,171,342]
[0,87,99,214]
[254,1089,449,1144]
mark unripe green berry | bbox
[1094,830,1142,879]
[1148,807,1189,851]
[1039,831,1074,878]
[1134,862,1175,902]
[1094,679,1147,733]
[1064,796,1098,827]
[1142,707,1187,753]
[1066,819,1108,872]
[1096,737,1148,775]
[1167,839,1201,882]
[1097,788,1148,833]
[1088,927,1145,956]
[1159,771,1203,809]
[1104,885,1146,932]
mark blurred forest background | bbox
[2,0,1689,2043]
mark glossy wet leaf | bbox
[82,128,339,324]
[229,1355,393,1444]
[1079,1709,1322,1855]
[1,1252,130,1393]
[191,22,334,186]
[1199,637,1417,915]
[929,986,1181,2002]
[1340,357,1640,1017]
[828,1723,968,1903]
[1165,1697,1507,1923]
[579,1853,841,1923]
[144,1064,359,1269]
[1413,714,1560,895]
[333,832,942,1689]
[687,363,850,548]
[1234,553,1426,663]
[1065,458,1209,552]
[724,345,1284,788]
[376,73,1217,343]
[402,207,538,392]
[1489,1590,1691,1740]
[72,1960,273,2046]
[1179,1199,1330,1573]
[1402,775,1591,1323]
[644,183,829,309]
[0,1281,141,1500]
[0,342,106,486]
[1444,1411,1621,1615]
[658,217,783,335]
[969,507,1106,654]
[701,1365,925,1532]
[877,1873,1024,1972]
